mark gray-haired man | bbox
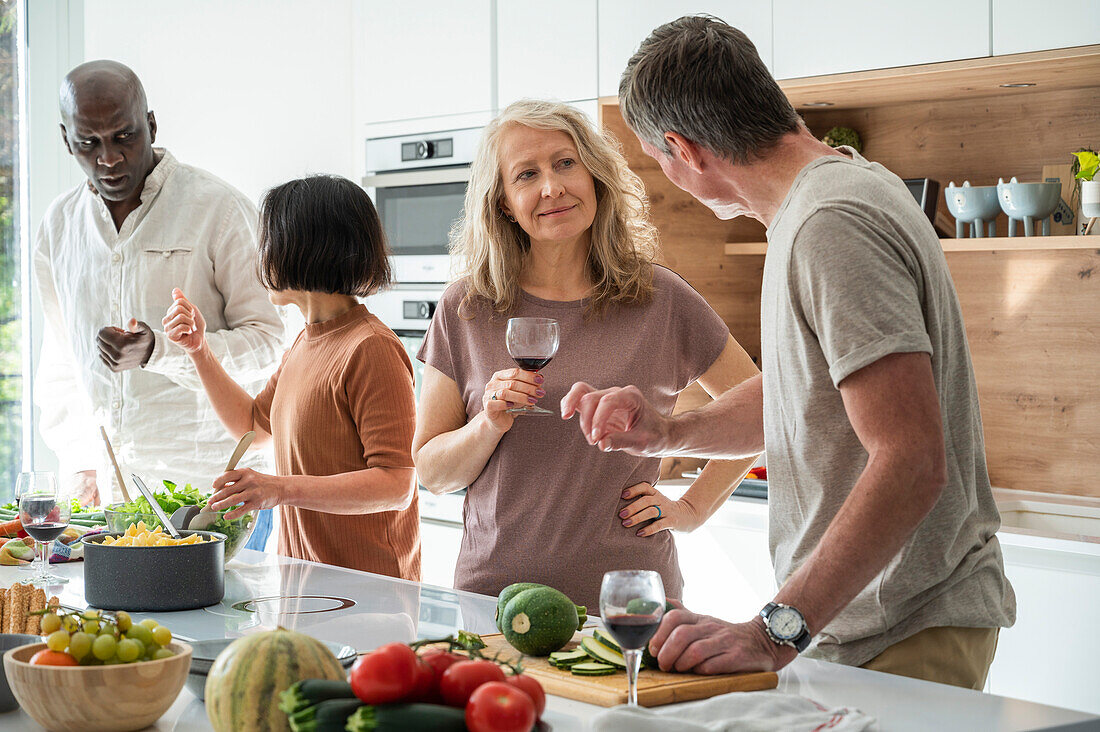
[561,16,1014,689]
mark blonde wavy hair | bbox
[452,99,659,317]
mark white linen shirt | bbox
[33,149,286,501]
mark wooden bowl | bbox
[2,641,191,732]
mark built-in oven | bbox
[361,127,481,284]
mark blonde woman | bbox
[412,100,759,608]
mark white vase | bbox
[1080,180,1100,235]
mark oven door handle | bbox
[362,167,471,188]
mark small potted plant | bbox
[1071,149,1099,235]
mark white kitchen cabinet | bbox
[986,533,1100,715]
[993,0,1100,55]
[356,0,493,124]
[497,0,598,108]
[597,1,773,98]
[773,0,990,79]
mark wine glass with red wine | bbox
[599,569,666,706]
[505,317,559,416]
[17,471,71,586]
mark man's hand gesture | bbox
[561,382,674,456]
[96,319,154,371]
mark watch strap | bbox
[760,602,811,653]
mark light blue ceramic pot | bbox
[997,177,1062,236]
[945,181,1001,238]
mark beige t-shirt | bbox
[419,265,730,609]
[762,148,1015,665]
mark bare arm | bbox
[619,336,763,534]
[411,364,526,494]
[650,352,947,674]
[207,466,415,520]
[164,290,271,446]
[562,371,765,460]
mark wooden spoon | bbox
[99,426,133,503]
[188,431,256,531]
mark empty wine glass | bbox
[505,317,559,416]
[600,569,666,706]
[16,471,71,586]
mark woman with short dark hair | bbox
[161,174,420,578]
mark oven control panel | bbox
[403,300,436,320]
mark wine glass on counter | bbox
[505,317,559,416]
[599,569,666,706]
[16,471,71,586]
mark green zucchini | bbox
[581,637,626,668]
[571,662,618,676]
[344,703,467,732]
[592,629,622,653]
[279,679,355,716]
[287,698,362,732]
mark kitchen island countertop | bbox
[1,551,1096,731]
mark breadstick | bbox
[25,587,47,635]
[0,586,9,634]
[8,583,29,634]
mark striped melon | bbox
[205,628,346,732]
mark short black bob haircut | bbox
[258,174,393,297]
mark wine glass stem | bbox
[625,648,642,706]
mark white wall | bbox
[81,0,357,204]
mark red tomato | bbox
[506,673,546,719]
[350,642,420,704]
[409,657,436,702]
[439,659,506,708]
[29,649,78,666]
[466,681,536,732]
[421,648,464,677]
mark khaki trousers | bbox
[860,626,1000,690]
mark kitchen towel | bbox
[591,690,878,731]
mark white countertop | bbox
[2,552,1097,731]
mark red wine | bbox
[605,613,661,650]
[24,522,68,543]
[513,356,552,371]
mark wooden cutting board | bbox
[481,632,778,708]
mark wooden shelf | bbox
[779,45,1100,110]
[725,235,1098,256]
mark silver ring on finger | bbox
[492,391,499,401]
[655,505,662,519]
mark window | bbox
[0,0,23,500]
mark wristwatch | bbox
[759,602,811,653]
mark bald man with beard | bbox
[34,60,284,522]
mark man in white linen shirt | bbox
[34,60,284,506]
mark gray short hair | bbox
[619,15,801,164]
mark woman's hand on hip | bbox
[619,482,702,536]
[206,468,283,520]
[482,367,546,432]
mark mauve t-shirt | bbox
[418,265,729,608]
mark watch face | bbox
[770,606,804,640]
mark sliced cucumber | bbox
[549,649,590,667]
[592,629,622,654]
[571,662,618,676]
[580,637,626,669]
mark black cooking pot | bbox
[83,530,226,611]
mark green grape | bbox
[152,647,174,660]
[83,620,101,634]
[46,630,70,652]
[68,632,93,662]
[92,633,117,661]
[116,638,141,663]
[84,609,100,620]
[98,623,117,637]
[126,624,153,649]
[151,625,172,646]
[138,618,159,630]
[115,611,132,632]
[41,612,62,635]
[62,614,81,633]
